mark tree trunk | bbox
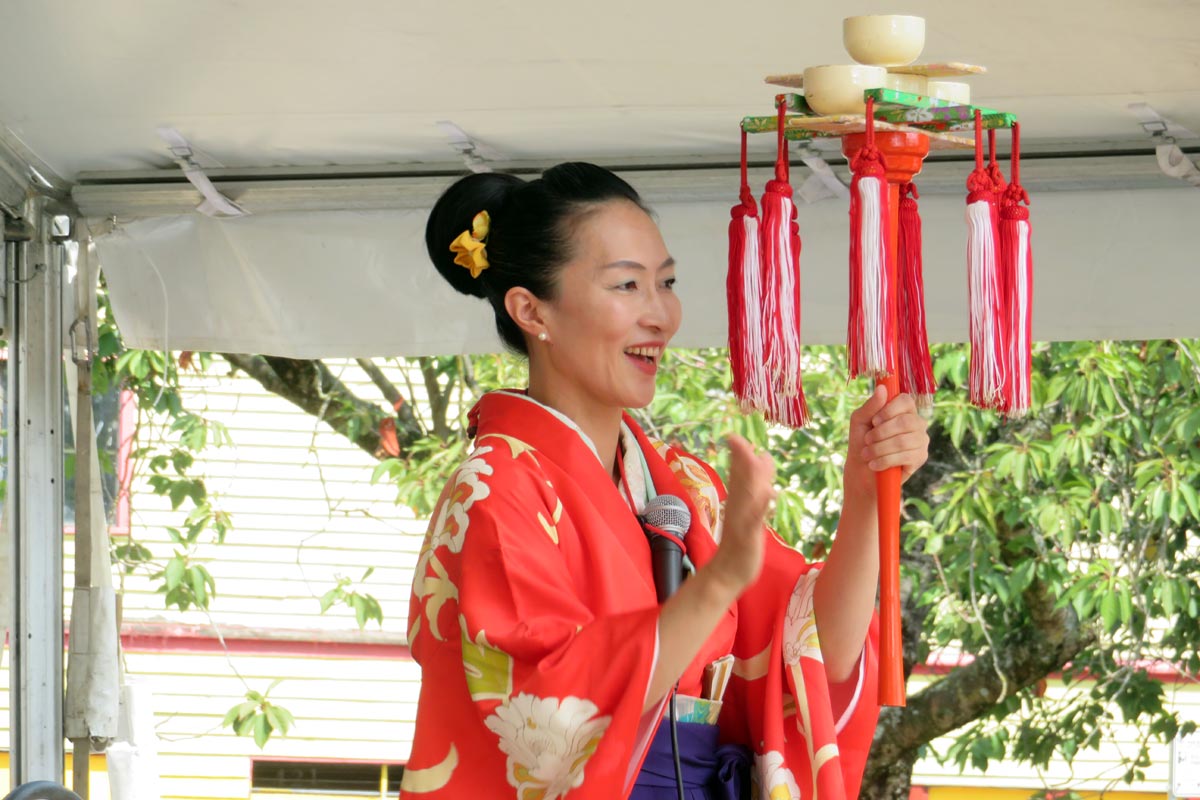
[860,744,919,800]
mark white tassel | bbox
[966,200,1004,406]
[740,214,769,411]
[857,176,890,376]
[1011,219,1032,415]
[767,197,802,398]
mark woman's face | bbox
[536,200,682,411]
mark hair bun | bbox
[426,172,525,299]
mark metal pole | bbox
[9,196,66,785]
[69,227,93,800]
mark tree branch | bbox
[223,354,425,460]
[878,616,1097,763]
[866,426,1096,793]
[354,357,427,443]
[869,583,1097,768]
[420,359,452,440]
[356,358,403,409]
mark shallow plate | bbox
[887,62,987,77]
[764,73,806,89]
[767,62,986,88]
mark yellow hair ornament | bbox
[449,210,491,278]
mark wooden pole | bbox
[842,129,930,707]
[72,741,90,799]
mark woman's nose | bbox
[641,286,671,330]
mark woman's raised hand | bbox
[709,434,776,594]
[844,386,930,500]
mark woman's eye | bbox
[662,277,677,290]
[615,280,638,291]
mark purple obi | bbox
[630,720,752,800]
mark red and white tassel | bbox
[897,181,936,408]
[848,96,895,380]
[759,98,809,427]
[999,122,1034,416]
[727,128,769,412]
[966,109,1006,409]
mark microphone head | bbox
[642,494,691,538]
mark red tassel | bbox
[987,128,1008,197]
[966,110,1006,409]
[999,122,1033,416]
[727,128,768,411]
[897,181,936,408]
[848,96,895,381]
[759,98,809,427]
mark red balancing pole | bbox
[843,120,930,708]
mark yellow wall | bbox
[925,789,1166,800]
[0,751,109,797]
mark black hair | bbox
[425,162,648,355]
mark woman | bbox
[399,164,929,799]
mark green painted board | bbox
[741,90,1015,138]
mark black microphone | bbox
[640,495,691,603]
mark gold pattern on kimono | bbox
[421,554,459,641]
[537,498,564,545]
[478,432,539,462]
[733,644,772,681]
[399,743,459,793]
[786,659,832,798]
[461,617,514,703]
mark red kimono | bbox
[400,391,879,799]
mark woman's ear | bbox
[504,287,549,340]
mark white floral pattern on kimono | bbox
[783,569,822,665]
[428,445,494,556]
[414,445,494,642]
[485,693,611,799]
[755,750,802,800]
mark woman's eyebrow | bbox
[600,257,676,271]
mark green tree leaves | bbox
[221,681,296,749]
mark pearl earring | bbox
[537,331,549,342]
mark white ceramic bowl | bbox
[884,72,928,96]
[843,15,925,67]
[926,80,971,105]
[802,64,887,116]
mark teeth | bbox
[625,346,661,359]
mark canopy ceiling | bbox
[2,0,1198,178]
[1,0,1198,356]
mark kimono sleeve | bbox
[677,451,880,798]
[410,441,659,799]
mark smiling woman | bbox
[402,163,929,799]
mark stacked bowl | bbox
[803,15,970,116]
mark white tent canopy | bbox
[2,0,1199,790]
[2,0,1199,356]
[92,187,1200,358]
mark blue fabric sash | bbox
[630,719,752,800]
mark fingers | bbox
[859,394,929,471]
[851,385,889,423]
[725,435,777,520]
[870,392,920,426]
[861,432,929,468]
[863,410,928,445]
[726,435,776,479]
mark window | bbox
[251,760,405,798]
